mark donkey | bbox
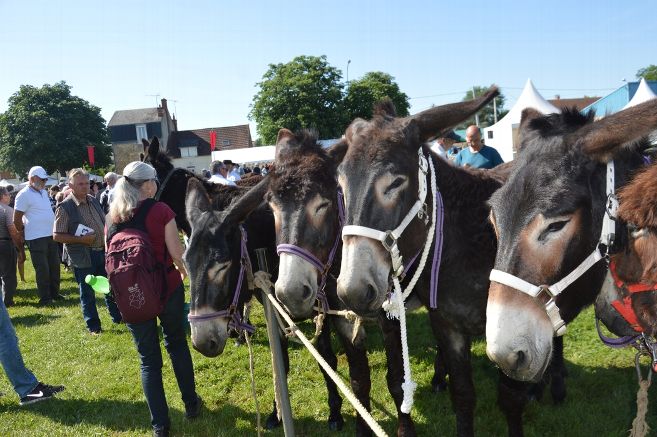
[485,99,657,386]
[595,159,657,340]
[333,89,532,436]
[140,137,262,236]
[184,177,371,432]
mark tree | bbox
[636,65,657,81]
[0,81,111,178]
[343,71,410,120]
[249,55,345,144]
[456,85,507,129]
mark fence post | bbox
[255,248,295,436]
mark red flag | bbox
[209,130,216,151]
[87,145,95,167]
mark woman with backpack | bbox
[106,161,201,437]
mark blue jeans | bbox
[126,285,197,430]
[0,299,38,398]
[73,249,122,332]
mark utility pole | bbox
[472,86,480,127]
[493,95,498,124]
[346,59,351,85]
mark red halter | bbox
[609,259,657,333]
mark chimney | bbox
[161,98,168,112]
[172,114,178,131]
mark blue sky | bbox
[1,0,655,139]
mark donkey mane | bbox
[269,130,335,202]
[618,162,657,229]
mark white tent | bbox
[622,78,657,110]
[211,146,276,165]
[483,79,561,162]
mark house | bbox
[107,98,176,173]
[166,125,253,174]
[548,96,600,112]
[582,79,657,118]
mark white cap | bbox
[28,166,48,179]
[122,161,157,181]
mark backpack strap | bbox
[107,198,157,243]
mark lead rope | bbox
[253,271,388,437]
[381,155,437,414]
[243,328,263,437]
[630,354,652,437]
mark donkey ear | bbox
[327,140,348,164]
[186,178,212,228]
[142,138,150,152]
[145,137,160,159]
[345,119,368,144]
[519,108,544,129]
[223,175,270,226]
[580,98,657,162]
[275,129,297,160]
[409,87,499,142]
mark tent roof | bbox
[493,79,561,126]
[622,78,657,110]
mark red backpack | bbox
[105,199,167,323]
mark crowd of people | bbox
[0,163,201,437]
[430,124,504,169]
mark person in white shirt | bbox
[430,130,459,160]
[208,161,236,186]
[13,166,63,305]
[224,160,241,182]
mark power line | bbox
[409,86,617,100]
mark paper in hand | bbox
[74,223,95,237]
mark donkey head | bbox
[336,89,499,316]
[184,177,268,357]
[141,137,174,182]
[486,99,657,382]
[266,129,344,318]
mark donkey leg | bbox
[334,316,373,437]
[549,335,567,404]
[498,370,528,437]
[265,335,290,430]
[430,317,475,437]
[431,345,448,393]
[379,315,416,437]
[315,320,344,431]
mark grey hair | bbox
[68,168,89,181]
[104,172,119,183]
[109,161,156,223]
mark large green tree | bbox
[249,55,345,144]
[343,71,410,120]
[456,85,507,129]
[636,65,657,81]
[0,81,111,178]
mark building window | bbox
[180,146,198,157]
[222,139,231,146]
[136,124,148,142]
[487,131,494,139]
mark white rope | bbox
[313,305,364,344]
[380,153,437,414]
[254,271,388,437]
[244,331,263,437]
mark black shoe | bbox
[4,300,14,307]
[89,328,102,336]
[52,294,65,301]
[19,382,65,406]
[38,299,53,307]
[185,396,203,419]
[153,426,170,437]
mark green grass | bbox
[1,257,655,436]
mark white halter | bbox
[489,161,617,336]
[342,147,436,414]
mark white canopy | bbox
[483,79,561,162]
[622,78,657,110]
[211,146,276,165]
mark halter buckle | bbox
[417,203,429,225]
[538,284,556,299]
[382,231,398,253]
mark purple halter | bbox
[276,191,345,312]
[187,225,255,334]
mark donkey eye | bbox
[385,177,406,194]
[547,220,569,233]
[315,202,330,214]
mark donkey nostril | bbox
[302,285,312,301]
[366,284,377,303]
[511,350,526,371]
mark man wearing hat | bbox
[430,130,460,159]
[223,160,241,183]
[13,166,63,305]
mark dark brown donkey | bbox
[596,159,657,341]
[334,89,530,436]
[184,177,372,432]
[486,100,657,389]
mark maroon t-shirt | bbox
[107,201,182,296]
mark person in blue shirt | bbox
[454,125,504,169]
